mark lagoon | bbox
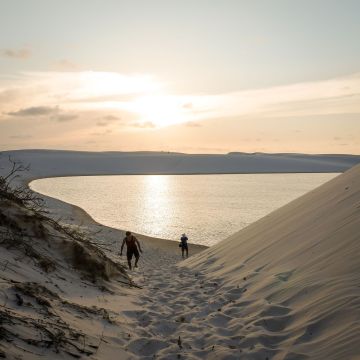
[31,173,338,246]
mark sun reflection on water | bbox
[141,175,173,237]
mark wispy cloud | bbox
[102,115,120,121]
[1,48,31,59]
[7,105,78,122]
[182,73,360,121]
[96,114,122,127]
[8,106,58,117]
[53,113,78,122]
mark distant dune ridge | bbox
[183,163,360,359]
[0,150,359,359]
[1,150,360,181]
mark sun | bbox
[67,71,198,128]
[128,95,188,128]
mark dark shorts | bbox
[181,244,188,250]
[127,247,139,260]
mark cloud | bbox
[102,115,120,121]
[183,73,360,121]
[52,113,78,122]
[96,114,122,127]
[7,105,78,122]
[1,48,31,59]
[96,115,122,127]
[7,106,59,117]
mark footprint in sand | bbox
[127,337,169,356]
[275,269,296,282]
[254,314,293,332]
[149,319,180,336]
[224,287,247,301]
[259,304,292,317]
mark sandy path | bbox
[118,249,275,360]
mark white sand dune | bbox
[1,152,359,359]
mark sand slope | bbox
[0,194,138,359]
[182,164,360,359]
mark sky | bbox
[0,0,359,154]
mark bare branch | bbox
[0,156,45,213]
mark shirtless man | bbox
[120,231,143,270]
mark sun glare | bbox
[66,71,164,101]
[126,95,188,127]
[94,93,198,128]
[70,72,193,127]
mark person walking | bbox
[180,233,189,258]
[120,231,142,270]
